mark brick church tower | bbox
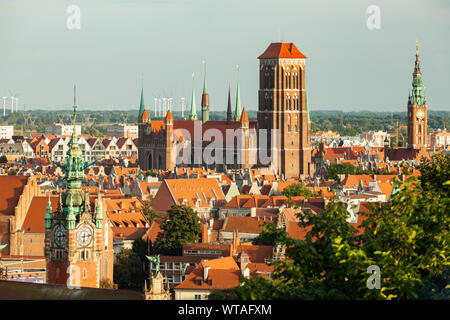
[45,93,114,288]
[257,42,313,179]
[407,41,428,149]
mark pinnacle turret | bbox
[189,73,198,120]
[234,68,241,121]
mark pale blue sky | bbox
[0,0,449,112]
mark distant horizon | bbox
[15,107,450,113]
[1,1,449,112]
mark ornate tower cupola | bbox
[62,87,87,216]
[201,60,210,123]
[407,40,428,149]
[45,85,114,288]
[189,73,198,120]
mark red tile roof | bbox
[0,176,29,215]
[222,216,265,234]
[175,256,240,290]
[22,196,59,233]
[258,42,307,59]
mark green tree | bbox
[152,205,202,256]
[282,183,317,198]
[253,222,288,246]
[0,155,7,163]
[113,248,145,289]
[418,153,450,196]
[361,175,449,299]
[213,155,450,300]
[141,200,160,224]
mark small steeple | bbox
[305,92,310,122]
[165,109,174,123]
[201,60,210,123]
[226,84,232,123]
[234,66,241,120]
[414,40,422,76]
[95,191,103,229]
[240,108,249,124]
[138,75,147,121]
[66,197,76,230]
[71,85,78,147]
[45,193,53,229]
[189,73,198,120]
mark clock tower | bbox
[407,41,428,149]
[45,90,114,288]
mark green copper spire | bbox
[202,60,208,95]
[411,40,426,105]
[305,92,310,122]
[95,191,103,229]
[189,73,198,120]
[234,66,241,120]
[139,87,146,121]
[60,87,89,219]
[44,193,53,229]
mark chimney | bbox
[203,266,211,282]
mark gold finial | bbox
[416,39,419,55]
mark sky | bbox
[0,0,449,113]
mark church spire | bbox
[139,90,146,123]
[189,73,198,120]
[44,193,53,229]
[411,40,425,105]
[414,40,421,76]
[201,60,210,123]
[234,66,241,120]
[95,191,103,229]
[71,85,78,147]
[63,87,87,216]
[227,84,232,123]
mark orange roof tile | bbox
[0,176,29,215]
[175,256,240,290]
[222,216,265,234]
[258,42,307,59]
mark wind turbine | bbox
[2,96,7,117]
[8,91,19,113]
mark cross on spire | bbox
[72,84,77,124]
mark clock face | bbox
[145,126,152,135]
[416,109,425,120]
[54,225,67,247]
[76,226,92,247]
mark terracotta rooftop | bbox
[0,176,29,215]
[258,42,307,59]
